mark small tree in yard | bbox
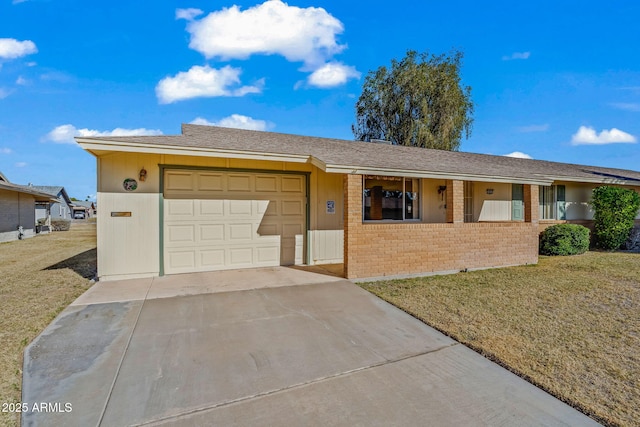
[590,186,640,250]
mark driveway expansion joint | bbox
[132,342,461,426]
[96,277,154,427]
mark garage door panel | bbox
[167,251,196,270]
[261,201,278,216]
[256,246,279,263]
[282,176,304,192]
[200,249,225,268]
[283,223,303,237]
[165,171,194,191]
[257,223,278,236]
[167,200,194,217]
[255,175,278,192]
[199,200,224,216]
[228,223,254,241]
[229,248,253,265]
[282,200,304,215]
[164,170,305,274]
[200,224,224,241]
[167,224,195,243]
[228,200,252,215]
[228,175,252,191]
[198,173,224,191]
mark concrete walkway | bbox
[23,267,599,426]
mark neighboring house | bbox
[0,172,58,243]
[70,200,96,219]
[77,124,640,282]
[27,185,74,221]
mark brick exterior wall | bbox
[524,184,539,224]
[344,175,539,279]
[446,180,464,223]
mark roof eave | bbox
[76,138,310,164]
[323,164,554,185]
[544,175,640,186]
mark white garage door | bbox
[163,170,306,275]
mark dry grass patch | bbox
[0,224,96,427]
[361,252,640,427]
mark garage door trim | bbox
[158,164,311,276]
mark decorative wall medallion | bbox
[123,178,138,191]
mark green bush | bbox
[590,186,640,250]
[540,224,590,256]
[51,219,71,231]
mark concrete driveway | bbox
[23,267,598,426]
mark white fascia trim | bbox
[76,139,310,164]
[541,175,640,186]
[309,156,327,170]
[323,164,553,185]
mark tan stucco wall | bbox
[557,181,640,221]
[474,182,513,222]
[421,178,448,223]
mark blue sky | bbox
[1,0,639,201]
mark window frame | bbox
[362,175,421,222]
[539,184,566,220]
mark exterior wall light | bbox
[139,168,147,182]
[486,188,494,195]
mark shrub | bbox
[590,186,640,250]
[51,219,71,231]
[540,224,590,256]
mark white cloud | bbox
[610,102,640,112]
[182,0,345,69]
[190,114,272,131]
[16,76,28,85]
[45,124,163,144]
[516,124,549,133]
[176,8,204,20]
[12,0,29,4]
[0,38,37,59]
[40,71,73,82]
[0,88,10,99]
[307,62,360,88]
[1,147,12,154]
[571,126,637,145]
[502,51,530,61]
[156,65,263,104]
[504,151,533,159]
[15,161,27,167]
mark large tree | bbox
[352,49,474,151]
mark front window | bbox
[539,185,566,220]
[363,176,420,221]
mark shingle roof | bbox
[25,185,72,204]
[78,124,640,186]
[72,200,95,208]
[0,181,55,202]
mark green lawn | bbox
[361,251,639,427]
[0,223,96,427]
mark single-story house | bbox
[0,172,59,242]
[77,124,640,282]
[70,200,96,218]
[26,185,74,221]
